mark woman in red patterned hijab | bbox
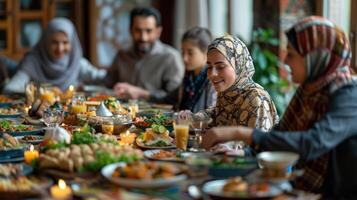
[202,16,357,198]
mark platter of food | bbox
[37,130,143,179]
[16,135,44,145]
[0,95,16,108]
[0,133,28,163]
[0,107,22,118]
[0,163,33,177]
[0,176,53,198]
[136,125,175,149]
[144,149,184,162]
[101,161,187,189]
[208,155,258,178]
[202,177,282,199]
[0,119,43,136]
[133,113,173,132]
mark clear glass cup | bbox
[128,99,139,119]
[173,113,191,151]
[43,108,63,127]
[39,84,56,105]
[71,93,87,114]
[101,117,114,135]
[190,113,212,151]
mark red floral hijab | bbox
[279,16,355,192]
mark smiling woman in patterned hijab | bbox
[205,35,279,131]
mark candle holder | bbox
[24,145,39,165]
[50,179,72,200]
[120,130,136,145]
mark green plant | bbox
[248,28,292,116]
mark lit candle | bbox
[120,130,136,145]
[24,106,31,115]
[68,85,74,92]
[24,145,39,165]
[50,179,72,200]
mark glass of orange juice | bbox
[71,93,87,114]
[101,117,114,135]
[174,114,191,151]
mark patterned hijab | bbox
[279,16,354,191]
[207,35,278,131]
[20,18,82,91]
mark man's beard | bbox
[134,42,153,55]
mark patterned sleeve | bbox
[238,90,279,132]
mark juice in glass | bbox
[40,91,55,104]
[71,104,87,114]
[102,120,114,135]
[175,124,189,150]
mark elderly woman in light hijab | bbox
[4,17,105,93]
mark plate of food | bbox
[136,124,175,149]
[0,107,22,118]
[133,114,174,132]
[0,176,53,198]
[16,135,44,144]
[0,133,28,162]
[202,177,282,199]
[38,137,143,177]
[0,95,15,108]
[136,109,173,118]
[144,149,184,162]
[0,163,33,178]
[0,119,43,136]
[208,155,258,178]
[101,161,187,189]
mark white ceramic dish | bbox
[202,179,282,199]
[101,162,186,189]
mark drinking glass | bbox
[39,84,56,104]
[128,99,139,119]
[101,117,114,135]
[43,108,63,127]
[71,93,87,114]
[173,113,191,151]
[190,113,212,151]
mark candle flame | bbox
[69,85,74,92]
[58,179,66,189]
[29,145,34,151]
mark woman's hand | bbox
[113,82,149,99]
[201,126,254,150]
[177,110,193,120]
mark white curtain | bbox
[173,0,209,49]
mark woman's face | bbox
[181,40,207,71]
[207,49,236,92]
[48,32,71,60]
[285,43,307,84]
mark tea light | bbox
[24,145,39,165]
[24,106,31,115]
[68,85,74,92]
[120,130,136,145]
[50,179,72,200]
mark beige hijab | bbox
[207,35,278,131]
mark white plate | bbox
[101,162,186,189]
[144,149,183,162]
[136,138,175,149]
[202,179,282,199]
[16,135,44,144]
